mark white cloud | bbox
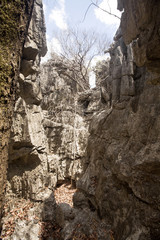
[94,0,121,26]
[49,0,68,30]
[41,37,62,63]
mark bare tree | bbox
[51,27,110,90]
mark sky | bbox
[41,0,121,86]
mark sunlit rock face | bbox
[0,0,35,226]
[1,1,55,239]
[39,30,160,239]
[76,19,160,240]
[2,1,160,239]
[2,15,110,238]
[7,0,49,202]
[39,52,114,185]
[118,0,160,75]
[40,56,93,183]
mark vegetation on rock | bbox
[0,0,34,228]
[0,0,28,103]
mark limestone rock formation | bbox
[6,0,49,201]
[1,1,55,239]
[76,31,160,239]
[40,56,90,183]
[0,0,35,227]
[37,30,159,240]
[118,0,160,75]
[39,54,112,184]
[1,1,160,239]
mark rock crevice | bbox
[1,0,160,239]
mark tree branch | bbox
[82,0,120,22]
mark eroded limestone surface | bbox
[118,0,160,74]
[0,0,35,225]
[76,32,160,239]
[39,55,110,185]
[1,1,160,239]
[1,1,55,239]
[40,56,90,183]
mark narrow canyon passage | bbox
[0,0,160,240]
[2,181,76,239]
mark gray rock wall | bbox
[76,29,160,240]
[0,0,35,226]
[7,0,50,202]
[118,0,160,74]
[36,32,159,240]
[1,1,56,239]
[1,1,160,239]
[40,56,90,183]
[39,54,112,184]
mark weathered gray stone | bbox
[77,39,160,240]
[39,55,90,182]
[112,46,123,79]
[73,191,88,208]
[18,79,42,105]
[117,0,124,11]
[56,203,75,227]
[120,75,135,96]
[23,36,39,61]
[28,0,47,57]
[119,0,160,73]
[42,191,56,221]
[1,1,55,238]
[2,1,160,240]
[20,59,38,77]
[11,220,40,240]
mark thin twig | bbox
[82,3,93,23]
[91,1,120,19]
[82,1,120,23]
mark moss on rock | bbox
[0,0,24,45]
[0,0,28,103]
[0,0,34,226]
